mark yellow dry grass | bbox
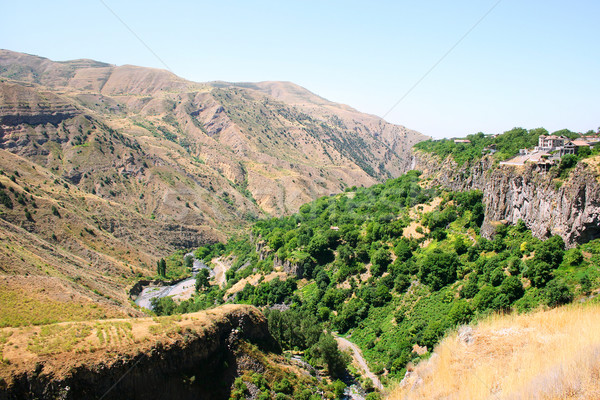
[388,303,600,400]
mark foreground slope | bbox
[0,305,278,399]
[389,303,600,399]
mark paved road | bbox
[335,335,384,391]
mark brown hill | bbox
[0,49,427,319]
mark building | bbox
[535,135,569,151]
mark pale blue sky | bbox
[2,1,598,138]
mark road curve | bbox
[334,335,384,391]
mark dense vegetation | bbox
[414,127,599,166]
[150,170,600,393]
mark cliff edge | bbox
[0,304,278,400]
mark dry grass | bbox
[389,303,600,400]
[0,282,126,327]
[95,321,134,346]
[27,323,92,355]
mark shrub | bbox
[371,248,391,276]
[460,278,479,299]
[448,299,473,325]
[418,250,460,290]
[473,286,498,312]
[545,279,573,307]
[525,259,553,288]
[274,378,293,395]
[500,275,524,302]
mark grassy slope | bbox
[388,302,600,399]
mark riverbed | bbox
[134,254,212,310]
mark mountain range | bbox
[0,49,426,318]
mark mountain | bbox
[0,49,427,320]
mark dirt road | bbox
[335,335,384,390]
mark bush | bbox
[454,237,469,255]
[371,248,391,276]
[525,260,553,288]
[448,299,473,325]
[418,250,460,290]
[460,277,479,299]
[394,273,411,293]
[473,286,498,312]
[545,279,573,307]
[274,378,293,395]
[500,275,524,302]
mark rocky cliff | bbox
[410,151,600,247]
[0,305,279,400]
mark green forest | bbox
[149,170,600,393]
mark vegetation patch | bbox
[27,323,92,355]
[0,286,111,327]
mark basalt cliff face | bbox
[410,151,600,247]
[0,305,279,400]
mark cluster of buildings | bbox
[499,134,599,170]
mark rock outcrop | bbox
[410,151,600,247]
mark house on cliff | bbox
[500,135,593,169]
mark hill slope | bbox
[389,303,600,399]
[150,169,600,393]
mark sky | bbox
[2,0,598,138]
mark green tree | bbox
[195,269,210,291]
[500,275,524,302]
[448,299,473,325]
[151,296,176,315]
[371,248,391,276]
[307,333,348,377]
[184,254,194,270]
[418,250,460,290]
[157,258,167,277]
[546,279,573,307]
[454,236,469,255]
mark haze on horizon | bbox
[2,0,598,139]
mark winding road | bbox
[335,335,384,391]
